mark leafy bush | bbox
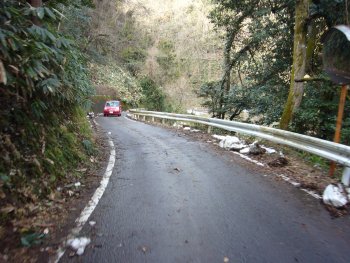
[0,1,94,205]
[139,77,168,111]
[291,81,350,144]
[120,47,146,76]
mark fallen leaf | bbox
[138,245,150,254]
[0,60,7,84]
[0,189,5,199]
[1,205,15,214]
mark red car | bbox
[103,100,122,117]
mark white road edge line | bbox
[232,150,322,200]
[232,151,265,167]
[277,174,322,199]
[51,139,116,263]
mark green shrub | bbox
[0,1,94,205]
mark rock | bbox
[268,157,288,167]
[323,184,348,208]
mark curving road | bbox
[63,115,350,263]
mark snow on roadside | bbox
[323,184,348,207]
[67,237,91,256]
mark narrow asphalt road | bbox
[63,115,350,263]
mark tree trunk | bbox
[305,20,317,74]
[219,31,235,119]
[280,0,310,130]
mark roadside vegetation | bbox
[201,0,350,145]
[0,0,96,228]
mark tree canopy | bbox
[201,0,350,144]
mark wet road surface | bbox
[62,115,350,263]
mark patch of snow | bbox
[74,182,81,187]
[229,143,246,151]
[183,127,191,131]
[108,132,111,135]
[323,184,348,207]
[89,221,96,226]
[218,136,241,149]
[212,134,226,141]
[261,146,276,154]
[67,237,91,256]
[173,122,182,128]
[239,147,250,154]
[191,129,200,132]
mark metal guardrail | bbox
[129,109,350,167]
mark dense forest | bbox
[1,0,350,244]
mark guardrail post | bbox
[162,119,165,125]
[143,115,146,121]
[152,117,155,122]
[342,167,350,186]
[207,125,212,134]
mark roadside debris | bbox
[87,112,95,119]
[67,237,91,256]
[89,221,96,226]
[268,157,288,167]
[138,245,150,254]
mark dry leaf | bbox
[0,60,6,84]
[0,189,6,199]
[1,205,15,214]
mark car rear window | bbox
[106,101,120,107]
